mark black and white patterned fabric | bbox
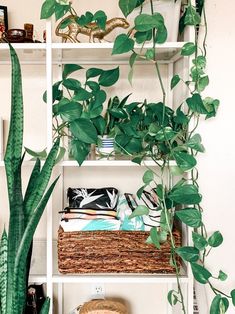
[67,187,119,210]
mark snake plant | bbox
[0,45,59,314]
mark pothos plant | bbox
[40,0,235,313]
[112,1,235,313]
[0,45,60,314]
[43,65,120,165]
[40,0,108,31]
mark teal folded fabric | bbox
[117,195,145,231]
[61,218,121,232]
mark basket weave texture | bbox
[58,227,181,274]
[79,300,128,314]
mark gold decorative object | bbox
[55,15,130,43]
[24,23,34,41]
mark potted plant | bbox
[96,94,130,159]
[43,65,120,165]
[0,45,59,314]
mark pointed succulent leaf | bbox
[23,139,60,219]
[25,147,47,159]
[13,176,59,312]
[23,158,41,221]
[39,298,50,314]
[4,45,24,312]
[55,147,66,164]
[4,44,23,202]
[0,230,8,314]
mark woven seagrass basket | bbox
[58,227,181,274]
[79,300,128,314]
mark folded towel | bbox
[61,218,121,232]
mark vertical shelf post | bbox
[46,18,54,314]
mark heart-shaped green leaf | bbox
[175,246,199,262]
[175,209,202,228]
[112,34,134,55]
[129,205,149,219]
[208,231,223,248]
[191,263,212,284]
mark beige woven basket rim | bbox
[79,300,128,314]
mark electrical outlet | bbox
[91,283,105,299]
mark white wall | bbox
[197,0,235,312]
[1,0,235,313]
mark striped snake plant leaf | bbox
[0,229,8,314]
[39,298,50,314]
[4,45,24,313]
[23,138,60,221]
[13,176,60,313]
[23,158,41,223]
[4,44,23,203]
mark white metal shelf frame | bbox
[0,17,195,314]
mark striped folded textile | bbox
[61,207,117,220]
[138,190,161,231]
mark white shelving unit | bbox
[0,14,195,314]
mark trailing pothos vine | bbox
[40,0,235,313]
[112,0,235,313]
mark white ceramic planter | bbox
[96,135,115,158]
[129,0,182,42]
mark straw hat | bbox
[79,300,128,314]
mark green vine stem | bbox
[161,175,187,314]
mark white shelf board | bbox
[52,273,189,284]
[52,42,185,63]
[0,160,42,167]
[0,43,46,63]
[60,159,158,167]
[29,275,47,283]
[0,42,185,63]
[0,43,46,50]
[0,160,175,167]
